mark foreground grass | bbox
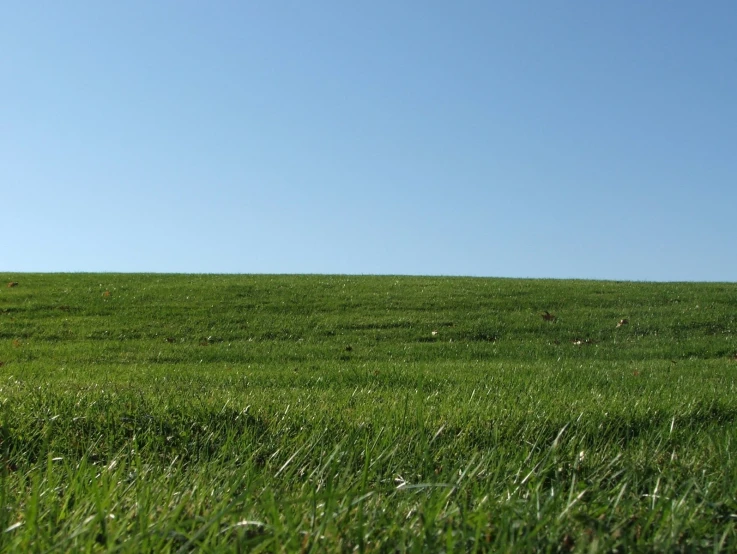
[0,273,736,552]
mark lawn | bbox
[1,273,736,552]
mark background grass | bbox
[0,273,736,552]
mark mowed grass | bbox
[0,273,736,552]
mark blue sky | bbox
[2,1,735,281]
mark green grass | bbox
[1,273,736,552]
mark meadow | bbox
[0,273,735,552]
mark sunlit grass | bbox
[1,274,736,551]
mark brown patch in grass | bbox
[541,311,556,322]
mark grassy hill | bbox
[1,273,736,551]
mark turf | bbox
[1,273,736,552]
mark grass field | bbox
[0,273,736,552]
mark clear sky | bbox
[2,1,735,281]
